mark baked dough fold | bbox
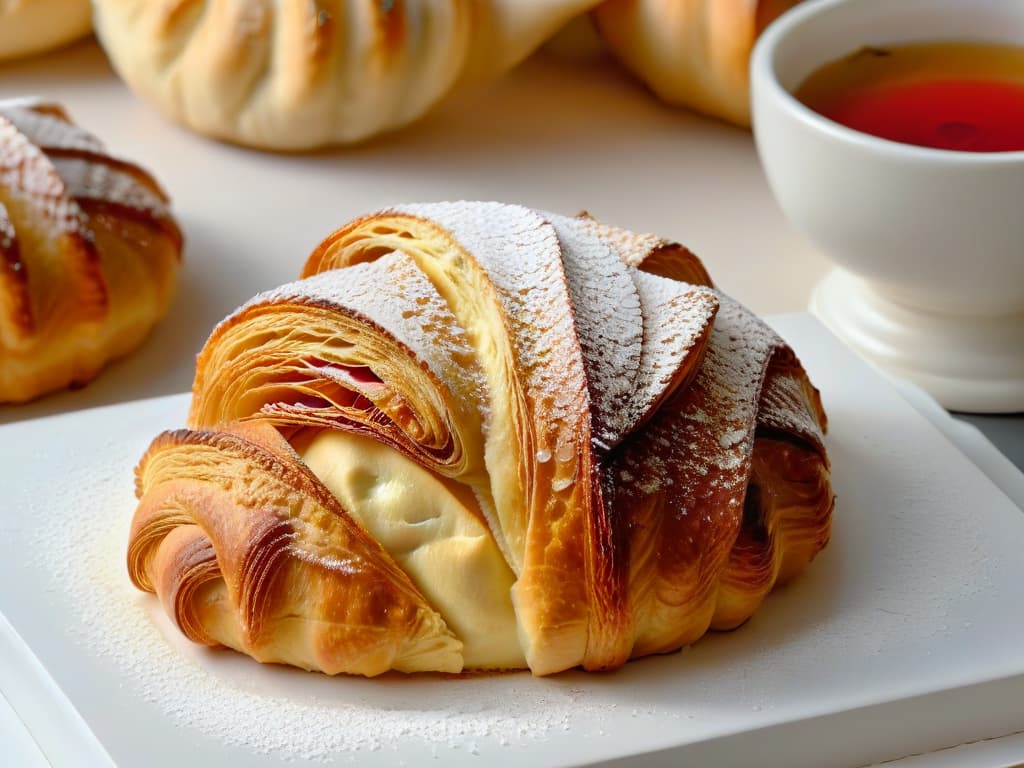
[131,421,461,675]
[92,0,602,150]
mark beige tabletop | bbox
[0,36,829,426]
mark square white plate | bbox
[2,314,1023,768]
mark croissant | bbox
[0,100,182,403]
[592,0,805,125]
[0,0,92,62]
[91,0,602,151]
[129,202,832,676]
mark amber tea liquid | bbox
[794,41,1024,152]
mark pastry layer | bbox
[131,421,461,676]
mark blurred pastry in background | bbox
[543,12,608,62]
[0,100,182,403]
[0,0,93,63]
[593,0,805,125]
[91,0,600,151]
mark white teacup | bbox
[751,0,1024,413]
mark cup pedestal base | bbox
[810,268,1024,413]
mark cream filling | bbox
[296,429,525,670]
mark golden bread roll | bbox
[0,100,182,403]
[129,201,832,676]
[593,0,805,125]
[91,0,601,151]
[0,0,92,62]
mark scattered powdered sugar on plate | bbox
[29,435,617,763]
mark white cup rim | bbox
[751,0,1024,165]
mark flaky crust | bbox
[92,0,601,150]
[131,421,461,675]
[0,100,181,403]
[593,0,805,125]
[128,202,831,677]
[0,0,92,62]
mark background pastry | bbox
[593,0,805,125]
[0,0,92,63]
[129,202,832,676]
[91,0,601,151]
[0,100,182,403]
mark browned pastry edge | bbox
[711,353,833,631]
[131,421,460,676]
[48,147,184,252]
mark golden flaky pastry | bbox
[129,202,833,676]
[91,0,600,151]
[593,0,805,125]
[0,100,182,403]
[0,0,92,62]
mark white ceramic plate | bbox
[2,314,1023,768]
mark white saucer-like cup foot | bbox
[811,269,1024,414]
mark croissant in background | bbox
[593,0,806,125]
[90,0,808,148]
[128,202,832,676]
[0,0,92,63]
[90,0,602,151]
[0,100,181,403]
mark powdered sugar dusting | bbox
[573,213,665,268]
[612,294,783,635]
[0,113,92,241]
[0,101,104,154]
[623,270,718,437]
[542,211,642,450]
[668,293,779,484]
[239,251,486,415]
[613,292,805,503]
[614,296,774,544]
[53,156,171,220]
[0,101,173,241]
[391,201,590,480]
[576,214,711,286]
[757,354,827,453]
[381,202,612,666]
[0,201,15,252]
